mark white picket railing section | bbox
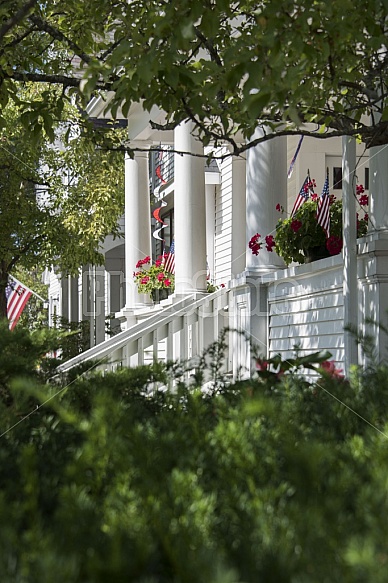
[56,288,229,374]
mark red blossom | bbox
[326,235,343,256]
[321,360,344,378]
[359,194,369,206]
[220,283,225,288]
[291,219,302,233]
[249,233,262,255]
[136,256,151,268]
[164,279,171,287]
[140,276,150,284]
[276,203,284,212]
[364,213,369,221]
[256,359,268,371]
[356,184,365,195]
[265,235,275,252]
[155,259,162,267]
[157,273,165,281]
[311,193,318,201]
[329,194,336,205]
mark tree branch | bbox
[0,0,39,42]
[28,14,93,64]
[2,69,111,90]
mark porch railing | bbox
[56,288,229,374]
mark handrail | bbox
[56,287,228,373]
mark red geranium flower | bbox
[359,194,369,206]
[256,359,268,371]
[140,276,150,284]
[249,233,262,255]
[276,203,284,212]
[265,235,275,252]
[321,360,344,378]
[356,184,365,195]
[157,273,165,281]
[164,279,171,287]
[326,235,343,256]
[311,193,318,201]
[291,219,302,233]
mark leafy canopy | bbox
[0,84,124,316]
[1,0,388,151]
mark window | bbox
[333,167,342,190]
[365,167,369,190]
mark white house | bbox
[51,100,388,378]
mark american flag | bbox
[317,173,330,237]
[164,240,175,274]
[291,175,313,217]
[6,279,32,330]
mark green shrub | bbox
[1,329,388,582]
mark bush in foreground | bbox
[0,332,388,582]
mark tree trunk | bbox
[0,268,9,320]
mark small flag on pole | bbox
[291,173,314,217]
[164,240,175,274]
[6,279,32,330]
[317,170,330,237]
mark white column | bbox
[246,129,287,272]
[369,144,388,230]
[69,276,79,322]
[231,154,246,277]
[358,140,388,365]
[174,121,207,294]
[119,150,152,322]
[205,183,215,281]
[342,136,358,373]
[95,265,106,345]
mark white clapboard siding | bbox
[268,256,345,366]
[214,151,233,283]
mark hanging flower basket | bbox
[249,184,368,266]
[133,255,174,300]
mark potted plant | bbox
[249,184,369,266]
[133,255,174,301]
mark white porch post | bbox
[205,183,215,281]
[95,265,106,345]
[117,150,152,325]
[358,141,388,364]
[231,154,247,277]
[246,129,287,272]
[342,136,358,373]
[230,129,287,377]
[174,121,207,294]
[369,144,388,230]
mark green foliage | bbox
[274,196,368,265]
[1,329,388,580]
[0,84,124,316]
[1,1,388,147]
[250,189,369,266]
[52,316,90,361]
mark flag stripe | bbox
[6,282,32,330]
[164,240,175,274]
[291,175,311,217]
[317,175,330,237]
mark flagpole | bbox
[9,274,46,303]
